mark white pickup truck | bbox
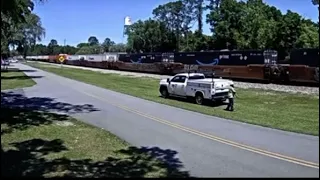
[159,73,234,105]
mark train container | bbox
[86,54,106,62]
[114,61,162,73]
[118,53,163,63]
[175,50,278,81]
[82,54,102,68]
[48,55,58,63]
[43,55,49,60]
[66,55,79,66]
[285,49,319,83]
[289,48,319,67]
[173,50,277,66]
[38,55,49,62]
[116,52,183,74]
[67,55,79,61]
[116,53,164,73]
[118,53,130,62]
[105,53,118,62]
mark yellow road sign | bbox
[58,55,65,63]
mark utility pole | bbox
[63,39,66,54]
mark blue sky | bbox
[33,0,319,46]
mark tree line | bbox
[27,37,127,56]
[1,0,319,59]
[126,0,319,59]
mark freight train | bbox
[24,48,319,85]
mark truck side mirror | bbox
[166,78,170,83]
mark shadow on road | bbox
[1,140,191,178]
[1,91,191,177]
[1,91,99,115]
[1,68,42,80]
[1,68,37,73]
[1,75,43,80]
[1,91,99,134]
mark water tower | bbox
[123,16,132,42]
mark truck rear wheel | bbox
[195,93,204,105]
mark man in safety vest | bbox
[226,85,236,111]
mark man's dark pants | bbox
[227,98,234,111]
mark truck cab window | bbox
[171,76,186,83]
[179,76,186,83]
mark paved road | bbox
[3,63,319,177]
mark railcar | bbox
[24,48,319,85]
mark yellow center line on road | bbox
[48,72,319,169]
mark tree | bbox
[206,0,245,49]
[204,0,318,58]
[1,0,34,40]
[296,20,319,48]
[153,0,195,51]
[109,43,127,52]
[126,19,176,52]
[63,45,78,55]
[76,43,90,48]
[1,0,46,55]
[194,0,204,34]
[28,44,79,55]
[75,45,100,55]
[236,0,280,49]
[47,39,59,54]
[48,39,58,46]
[88,36,99,46]
[29,44,48,55]
[11,13,46,58]
[275,10,303,57]
[101,38,115,52]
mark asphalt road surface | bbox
[3,63,319,177]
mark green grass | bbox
[27,62,319,136]
[1,107,190,177]
[1,68,36,90]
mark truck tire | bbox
[195,92,204,105]
[160,86,169,98]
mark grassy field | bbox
[26,62,319,136]
[1,107,189,177]
[1,68,36,90]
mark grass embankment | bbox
[1,68,36,90]
[1,66,188,177]
[26,62,319,136]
